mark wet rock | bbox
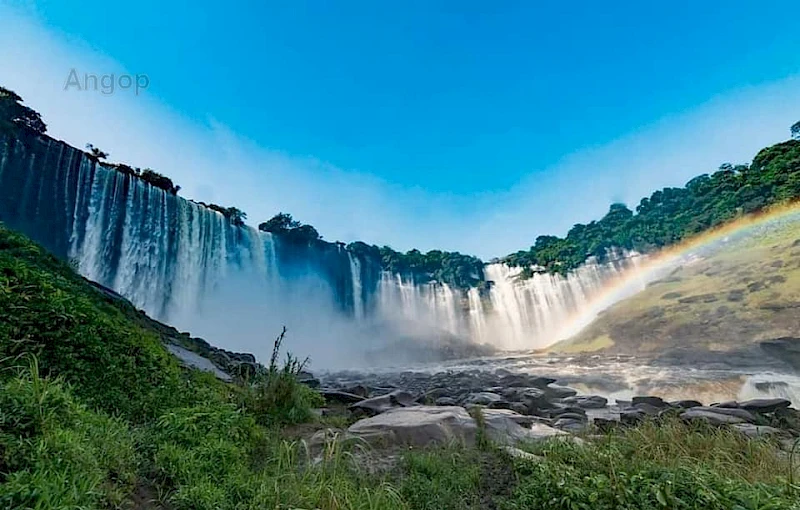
[487,400,514,410]
[319,389,366,405]
[509,402,530,415]
[731,424,785,439]
[620,409,646,425]
[435,396,458,406]
[561,395,608,409]
[343,384,369,398]
[543,385,578,399]
[759,337,800,371]
[553,418,587,433]
[528,376,558,388]
[632,396,669,408]
[349,390,417,416]
[348,406,477,447]
[593,417,622,433]
[464,392,503,406]
[680,409,747,426]
[670,400,703,409]
[692,406,756,423]
[481,409,568,445]
[630,403,662,416]
[738,398,791,414]
[521,388,555,411]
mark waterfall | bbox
[0,131,654,359]
[349,252,364,320]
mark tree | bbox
[85,143,109,160]
[792,120,800,141]
[0,86,47,134]
[258,213,300,233]
[224,207,247,227]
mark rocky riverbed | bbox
[302,353,800,451]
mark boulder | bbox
[343,384,369,398]
[680,409,746,426]
[632,396,669,408]
[464,392,503,406]
[561,395,608,409]
[480,409,568,445]
[348,406,477,447]
[670,400,703,409]
[349,390,418,416]
[543,385,578,399]
[692,406,756,423]
[553,418,587,433]
[319,389,365,405]
[731,424,785,439]
[738,398,791,414]
[529,376,558,388]
[435,396,458,406]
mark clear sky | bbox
[1,1,800,258]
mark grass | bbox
[1,221,800,509]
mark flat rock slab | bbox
[693,406,756,423]
[561,395,608,409]
[167,343,232,381]
[348,406,477,447]
[681,409,747,425]
[731,424,785,439]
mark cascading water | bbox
[0,131,655,360]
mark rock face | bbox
[348,406,477,447]
[760,337,800,371]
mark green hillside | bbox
[554,216,800,355]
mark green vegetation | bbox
[0,86,46,134]
[1,221,798,508]
[505,135,800,275]
[259,212,322,243]
[378,247,485,289]
[202,203,248,226]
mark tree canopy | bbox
[0,86,47,134]
[504,138,800,275]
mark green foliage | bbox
[140,167,181,195]
[260,212,321,243]
[502,420,798,510]
[505,139,800,275]
[0,223,188,421]
[0,86,46,134]
[0,361,138,509]
[199,202,248,226]
[379,247,485,289]
[237,327,324,427]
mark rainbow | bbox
[551,202,800,345]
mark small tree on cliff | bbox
[792,120,800,141]
[258,213,300,233]
[85,143,109,160]
[0,86,47,134]
[225,207,247,227]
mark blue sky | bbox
[1,1,800,258]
